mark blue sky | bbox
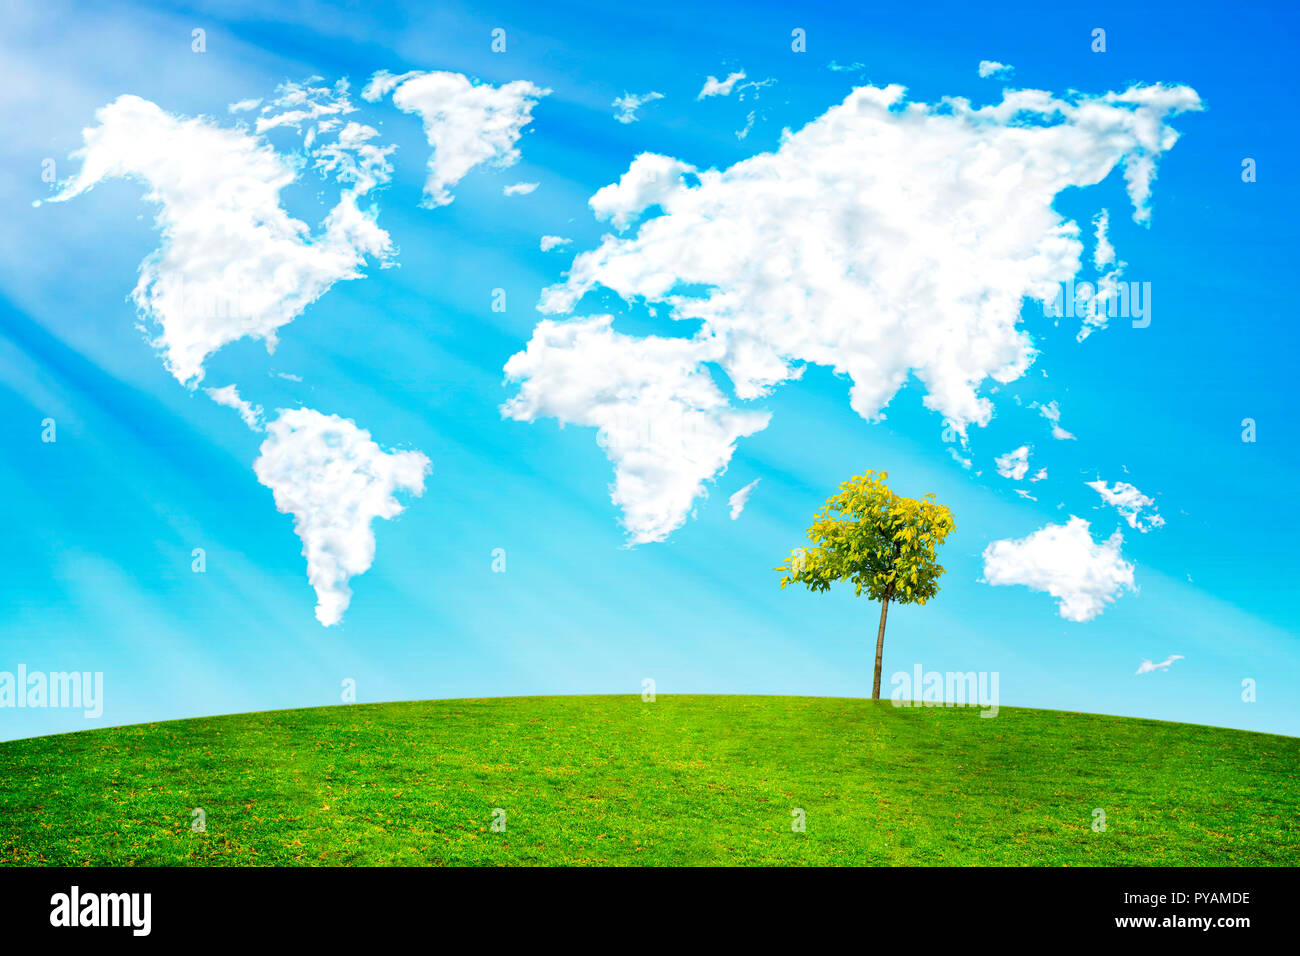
[1,0,1297,741]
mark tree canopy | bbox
[777,470,955,604]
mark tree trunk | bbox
[871,591,891,700]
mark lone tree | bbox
[777,471,955,700]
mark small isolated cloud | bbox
[501,315,769,544]
[504,181,539,196]
[254,78,356,134]
[736,111,758,140]
[948,447,973,470]
[1087,478,1165,532]
[205,384,263,430]
[229,97,262,113]
[1029,467,1048,482]
[254,408,430,626]
[363,70,549,208]
[728,479,760,519]
[1093,208,1116,268]
[612,91,664,124]
[736,78,776,102]
[995,445,1031,480]
[978,60,1014,79]
[1136,654,1183,675]
[1035,401,1077,440]
[1014,489,1037,501]
[698,71,746,99]
[540,235,571,252]
[1075,209,1129,343]
[982,516,1136,622]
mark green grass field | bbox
[1,695,1296,866]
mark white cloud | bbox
[363,70,549,208]
[1074,208,1129,343]
[501,315,769,544]
[736,111,757,140]
[1087,478,1165,532]
[47,93,394,385]
[254,78,355,134]
[1029,467,1048,482]
[309,120,397,195]
[504,181,539,196]
[735,78,776,102]
[982,516,1136,622]
[1136,653,1183,675]
[522,80,1197,541]
[978,60,1014,79]
[205,384,263,430]
[545,83,1198,429]
[698,71,746,99]
[539,235,571,252]
[1103,85,1203,222]
[588,153,697,231]
[995,445,1031,480]
[728,479,760,519]
[253,407,430,626]
[1035,401,1077,440]
[612,91,664,124]
[229,97,262,113]
[1093,208,1116,268]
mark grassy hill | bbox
[1,695,1296,866]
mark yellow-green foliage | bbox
[777,470,955,604]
